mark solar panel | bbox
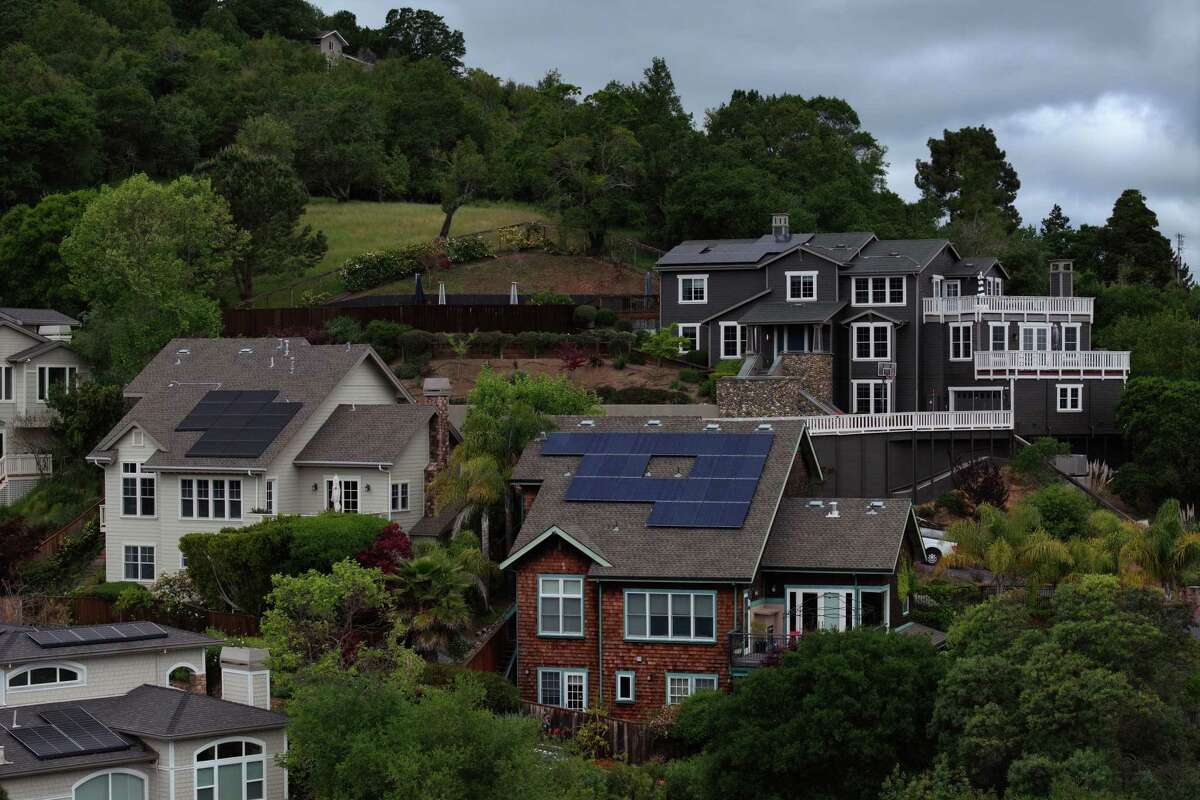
[182,391,302,459]
[544,431,773,457]
[648,501,751,528]
[27,621,169,649]
[39,708,129,754]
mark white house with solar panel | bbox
[86,337,459,585]
[0,620,288,800]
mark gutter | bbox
[292,460,394,468]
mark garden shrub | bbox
[683,349,708,366]
[1011,436,1070,482]
[286,514,390,574]
[420,663,520,714]
[74,581,146,602]
[615,319,633,332]
[356,523,413,574]
[595,386,692,404]
[325,316,362,345]
[339,241,439,293]
[594,308,617,327]
[627,349,647,365]
[399,329,439,360]
[472,331,513,357]
[442,235,493,264]
[612,355,628,370]
[936,491,970,516]
[679,368,703,384]
[515,331,563,357]
[951,459,1009,509]
[115,583,154,616]
[496,223,546,252]
[1025,483,1094,539]
[528,288,572,305]
[573,304,597,326]
[363,320,410,363]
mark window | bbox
[38,365,77,401]
[852,380,890,414]
[665,673,718,705]
[942,280,961,297]
[325,478,359,513]
[0,366,11,401]
[131,429,144,448]
[787,586,890,633]
[676,323,700,354]
[121,463,155,517]
[1057,384,1083,413]
[719,322,746,360]
[615,671,636,704]
[852,277,905,306]
[1061,323,1081,352]
[74,771,145,800]
[538,576,584,637]
[678,274,708,304]
[538,668,587,710]
[1020,324,1050,351]
[852,322,891,361]
[391,481,409,512]
[180,479,242,520]
[989,323,1008,351]
[624,590,715,642]
[785,271,818,302]
[8,663,84,690]
[901,593,911,615]
[949,323,973,361]
[264,479,275,514]
[123,545,154,582]
[195,739,265,800]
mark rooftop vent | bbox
[869,500,885,509]
[239,347,253,355]
[175,348,191,356]
[807,500,825,508]
[704,423,721,431]
[756,423,773,432]
[578,419,595,428]
[825,500,840,519]
[889,250,899,257]
[645,419,662,427]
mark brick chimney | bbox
[1049,259,1073,297]
[772,213,791,243]
[220,647,271,709]
[421,377,452,514]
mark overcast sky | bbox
[330,0,1199,254]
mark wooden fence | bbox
[462,605,515,675]
[1,595,260,637]
[223,303,576,337]
[520,701,661,764]
[30,501,101,561]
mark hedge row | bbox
[340,235,495,292]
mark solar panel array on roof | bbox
[26,621,169,649]
[177,389,302,459]
[657,234,814,267]
[546,431,773,529]
[10,707,130,760]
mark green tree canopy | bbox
[915,126,1021,232]
[1113,377,1200,509]
[1100,189,1176,287]
[0,189,95,315]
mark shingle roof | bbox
[657,234,815,270]
[738,300,846,326]
[802,232,876,264]
[88,338,411,472]
[0,623,218,665]
[6,340,71,363]
[412,499,465,538]
[760,498,917,572]
[508,416,806,581]
[842,239,954,274]
[0,308,80,327]
[295,404,434,465]
[944,257,1009,279]
[895,621,948,649]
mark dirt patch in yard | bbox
[400,357,691,401]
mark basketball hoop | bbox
[877,361,897,379]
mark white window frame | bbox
[785,270,818,302]
[72,769,148,800]
[264,478,275,514]
[324,477,360,513]
[851,380,891,414]
[194,737,266,800]
[180,478,243,521]
[121,462,156,518]
[941,280,962,297]
[1056,383,1083,413]
[0,366,12,402]
[787,585,891,632]
[538,575,584,638]
[676,323,700,354]
[7,661,86,693]
[851,322,891,361]
[719,322,745,360]
[391,481,410,512]
[949,323,973,361]
[851,276,906,307]
[123,544,155,582]
[989,322,1008,351]
[623,589,717,642]
[665,673,718,705]
[37,365,77,401]
[677,274,708,305]
[615,670,636,704]
[1019,323,1051,352]
[1061,323,1081,352]
[537,667,588,710]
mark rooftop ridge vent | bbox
[578,419,595,428]
[825,500,840,519]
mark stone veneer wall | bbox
[716,377,830,417]
[777,352,834,404]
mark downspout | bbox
[853,573,861,630]
[379,465,391,520]
[596,580,604,708]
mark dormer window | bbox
[786,271,818,302]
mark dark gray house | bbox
[656,215,1129,444]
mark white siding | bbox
[2,764,155,800]
[0,648,205,707]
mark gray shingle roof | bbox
[0,623,218,666]
[412,499,465,538]
[0,308,80,327]
[802,232,876,264]
[508,416,806,581]
[6,340,71,363]
[944,257,1009,279]
[738,300,846,326]
[842,239,953,274]
[295,404,433,465]
[760,498,916,572]
[88,338,411,472]
[657,234,815,270]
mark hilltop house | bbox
[0,308,87,505]
[500,415,927,720]
[656,215,1129,444]
[86,338,458,585]
[0,620,287,800]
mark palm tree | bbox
[431,452,505,562]
[1121,499,1200,598]
[447,530,498,608]
[939,504,1075,593]
[388,547,472,658]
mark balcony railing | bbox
[923,295,1093,322]
[801,410,1013,435]
[0,453,52,479]
[728,631,801,668]
[974,350,1130,380]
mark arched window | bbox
[195,739,265,800]
[7,662,85,691]
[74,770,146,800]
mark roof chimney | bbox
[421,378,452,511]
[825,500,840,519]
[1049,259,1073,298]
[772,213,791,243]
[219,647,271,709]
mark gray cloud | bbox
[331,0,1199,251]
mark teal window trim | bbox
[614,670,636,704]
[536,667,589,710]
[664,672,719,705]
[783,584,890,629]
[623,588,718,643]
[537,574,585,639]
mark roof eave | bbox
[499,525,612,570]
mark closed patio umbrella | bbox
[414,273,426,304]
[510,281,519,304]
[330,474,342,512]
[438,281,447,305]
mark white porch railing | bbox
[0,453,52,479]
[923,295,1093,322]
[974,350,1130,380]
[801,410,1013,435]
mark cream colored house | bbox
[87,337,456,585]
[0,308,87,505]
[0,621,288,800]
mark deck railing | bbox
[728,631,801,668]
[974,350,1130,379]
[923,295,1093,322]
[801,410,1013,435]
[0,453,52,479]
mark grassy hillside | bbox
[250,199,547,305]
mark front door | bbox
[787,588,851,633]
